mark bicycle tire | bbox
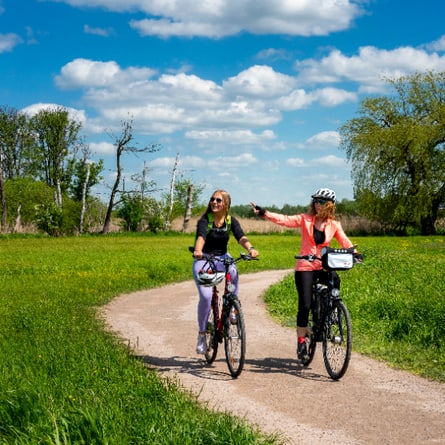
[224,299,246,377]
[322,300,352,380]
[300,318,317,367]
[204,302,218,364]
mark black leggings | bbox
[294,270,340,327]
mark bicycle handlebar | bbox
[188,246,258,263]
[295,254,321,262]
[295,253,363,263]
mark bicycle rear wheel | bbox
[224,299,246,377]
[322,300,352,380]
[204,303,218,364]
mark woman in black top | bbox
[192,189,258,355]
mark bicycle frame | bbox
[311,270,338,339]
[311,271,341,337]
[211,266,236,343]
[296,252,357,380]
[191,248,256,378]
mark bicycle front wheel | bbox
[322,300,352,380]
[224,299,246,378]
[205,303,218,364]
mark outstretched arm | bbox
[250,202,266,217]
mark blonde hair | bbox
[204,189,231,217]
[308,200,336,220]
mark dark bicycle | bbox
[296,246,361,380]
[190,247,257,378]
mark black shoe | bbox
[297,341,308,360]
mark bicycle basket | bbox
[321,247,354,270]
[197,261,225,287]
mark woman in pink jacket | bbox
[251,188,355,361]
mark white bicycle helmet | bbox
[311,188,336,203]
[197,267,225,287]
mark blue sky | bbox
[1,0,445,207]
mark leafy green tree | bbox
[164,177,204,220]
[29,107,82,207]
[0,106,34,179]
[340,71,445,235]
[0,106,35,229]
[34,201,63,236]
[68,155,103,202]
[4,178,54,230]
[117,195,144,232]
[67,144,104,234]
[143,196,164,232]
[336,199,359,216]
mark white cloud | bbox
[208,152,258,170]
[83,25,114,37]
[21,103,87,126]
[287,158,305,167]
[314,87,357,106]
[256,48,292,62]
[52,0,364,38]
[303,131,340,149]
[0,33,22,52]
[55,58,157,89]
[185,129,276,143]
[276,88,314,110]
[89,141,116,155]
[53,59,283,133]
[310,154,347,168]
[223,65,296,98]
[295,46,445,92]
[50,37,445,155]
[424,35,445,52]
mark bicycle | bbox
[190,247,257,377]
[296,246,361,380]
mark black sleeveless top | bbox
[313,226,326,245]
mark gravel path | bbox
[102,270,445,445]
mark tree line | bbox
[0,71,444,236]
[0,106,206,235]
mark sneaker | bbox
[297,340,308,360]
[196,334,207,355]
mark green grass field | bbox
[263,235,445,381]
[0,233,443,443]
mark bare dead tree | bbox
[0,141,6,231]
[14,204,21,233]
[164,153,179,231]
[182,183,193,232]
[101,118,159,234]
[79,162,90,234]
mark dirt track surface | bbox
[102,270,445,445]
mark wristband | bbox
[255,205,266,217]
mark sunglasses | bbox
[210,197,223,203]
[313,198,328,205]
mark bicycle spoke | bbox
[204,305,218,363]
[322,301,352,380]
[224,300,246,377]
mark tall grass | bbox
[0,234,279,444]
[262,236,445,382]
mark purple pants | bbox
[192,254,239,332]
